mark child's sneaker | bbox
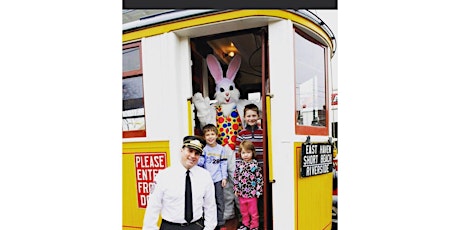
[237,225,249,230]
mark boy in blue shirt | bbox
[198,124,228,229]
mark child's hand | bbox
[221,179,227,188]
[234,191,238,196]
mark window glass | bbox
[123,47,141,72]
[122,76,145,131]
[294,30,327,133]
[123,43,146,137]
[123,76,144,106]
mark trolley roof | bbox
[122,9,336,56]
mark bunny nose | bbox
[225,93,229,97]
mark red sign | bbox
[135,153,167,208]
[331,93,338,106]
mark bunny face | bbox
[206,54,242,105]
[214,78,241,105]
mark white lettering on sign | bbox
[136,169,160,181]
[304,145,317,154]
[135,153,167,208]
[320,145,331,154]
[302,155,318,166]
[304,164,330,176]
[320,154,332,164]
[137,181,156,193]
[300,144,333,177]
[135,155,166,168]
[139,194,150,207]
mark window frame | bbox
[123,41,146,138]
[293,27,329,136]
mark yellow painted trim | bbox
[123,141,169,153]
[122,141,171,172]
[293,142,333,230]
[187,99,193,135]
[123,10,333,53]
[122,141,171,229]
[266,95,274,182]
[294,142,298,229]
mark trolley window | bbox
[294,28,329,135]
[123,42,146,138]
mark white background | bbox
[2,2,459,229]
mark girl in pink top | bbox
[233,140,263,230]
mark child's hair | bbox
[202,123,218,135]
[243,103,259,116]
[238,140,256,159]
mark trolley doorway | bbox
[190,27,272,230]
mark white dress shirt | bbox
[142,162,217,230]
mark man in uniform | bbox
[142,136,217,230]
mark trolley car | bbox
[122,9,338,230]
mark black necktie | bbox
[185,170,193,223]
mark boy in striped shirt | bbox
[234,103,264,167]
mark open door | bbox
[190,27,272,230]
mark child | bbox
[233,140,263,230]
[197,124,228,229]
[235,103,263,167]
[234,103,265,228]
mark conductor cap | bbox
[182,136,206,154]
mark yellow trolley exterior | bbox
[122,9,337,230]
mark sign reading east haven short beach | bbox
[135,153,167,208]
[300,143,333,177]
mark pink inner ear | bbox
[226,55,241,81]
[206,54,223,83]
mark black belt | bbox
[162,217,203,227]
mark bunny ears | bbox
[206,54,241,84]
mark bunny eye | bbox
[229,86,234,91]
[219,87,225,92]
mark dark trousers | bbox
[159,218,204,230]
[214,181,225,226]
[257,195,264,228]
